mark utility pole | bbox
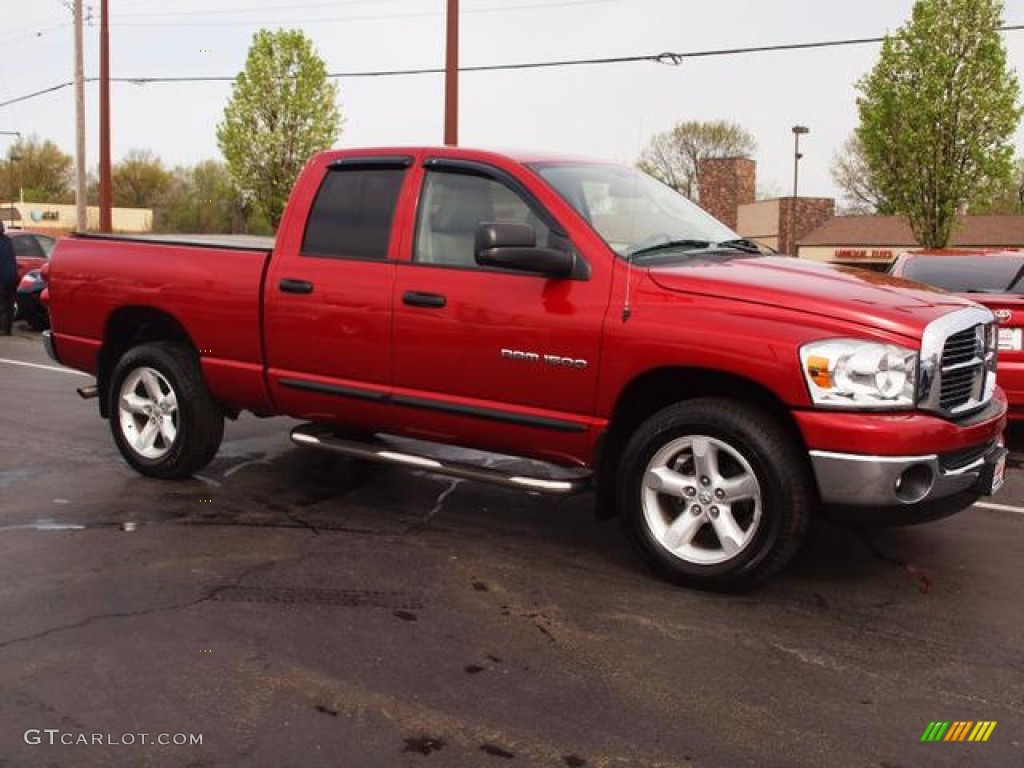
[444,0,458,145]
[74,0,87,232]
[99,0,112,232]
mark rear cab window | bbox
[301,165,408,261]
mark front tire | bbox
[618,399,812,591]
[108,342,224,479]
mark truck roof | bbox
[313,146,612,167]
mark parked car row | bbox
[889,249,1024,421]
[8,230,55,331]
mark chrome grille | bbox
[939,327,986,412]
[942,327,981,367]
[919,307,997,418]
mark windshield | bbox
[530,162,740,259]
[901,255,1024,294]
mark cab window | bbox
[301,168,406,260]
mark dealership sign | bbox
[833,248,895,261]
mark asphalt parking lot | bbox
[1,326,1022,768]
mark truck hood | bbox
[647,256,977,338]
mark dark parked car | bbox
[15,268,48,331]
[890,249,1024,421]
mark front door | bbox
[391,163,609,464]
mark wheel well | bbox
[594,368,809,518]
[97,307,195,418]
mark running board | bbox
[77,385,99,400]
[289,424,591,496]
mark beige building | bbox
[0,202,153,234]
[799,215,1024,268]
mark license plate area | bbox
[998,327,1021,351]
[976,446,1008,496]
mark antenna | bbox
[622,249,633,322]
[621,170,643,322]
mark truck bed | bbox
[48,232,275,415]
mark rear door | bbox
[263,155,414,430]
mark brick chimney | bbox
[697,157,756,230]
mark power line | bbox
[110,0,617,27]
[2,24,1023,109]
[112,0,613,19]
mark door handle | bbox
[279,278,314,295]
[403,291,447,308]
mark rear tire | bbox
[617,398,812,591]
[108,342,224,479]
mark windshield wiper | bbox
[715,238,765,255]
[626,239,712,258]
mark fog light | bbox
[894,464,934,504]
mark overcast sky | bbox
[1,0,1023,206]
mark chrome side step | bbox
[289,424,591,496]
[77,385,99,399]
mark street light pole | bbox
[444,0,459,146]
[790,125,809,256]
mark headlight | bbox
[800,339,918,409]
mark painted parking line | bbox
[974,501,1024,516]
[0,357,91,377]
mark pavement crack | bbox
[0,553,308,653]
[407,477,463,532]
[856,528,932,593]
[0,594,211,652]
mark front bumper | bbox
[810,440,1006,524]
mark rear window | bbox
[12,235,45,259]
[301,168,406,260]
[901,256,1024,294]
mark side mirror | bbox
[475,222,574,278]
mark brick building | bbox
[697,157,833,255]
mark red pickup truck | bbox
[44,147,1007,590]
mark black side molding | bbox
[280,378,387,402]
[277,378,587,433]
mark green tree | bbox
[969,155,1024,214]
[637,120,756,201]
[2,136,74,203]
[161,161,231,233]
[856,0,1021,247]
[217,28,341,229]
[112,149,173,209]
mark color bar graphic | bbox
[921,721,996,742]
